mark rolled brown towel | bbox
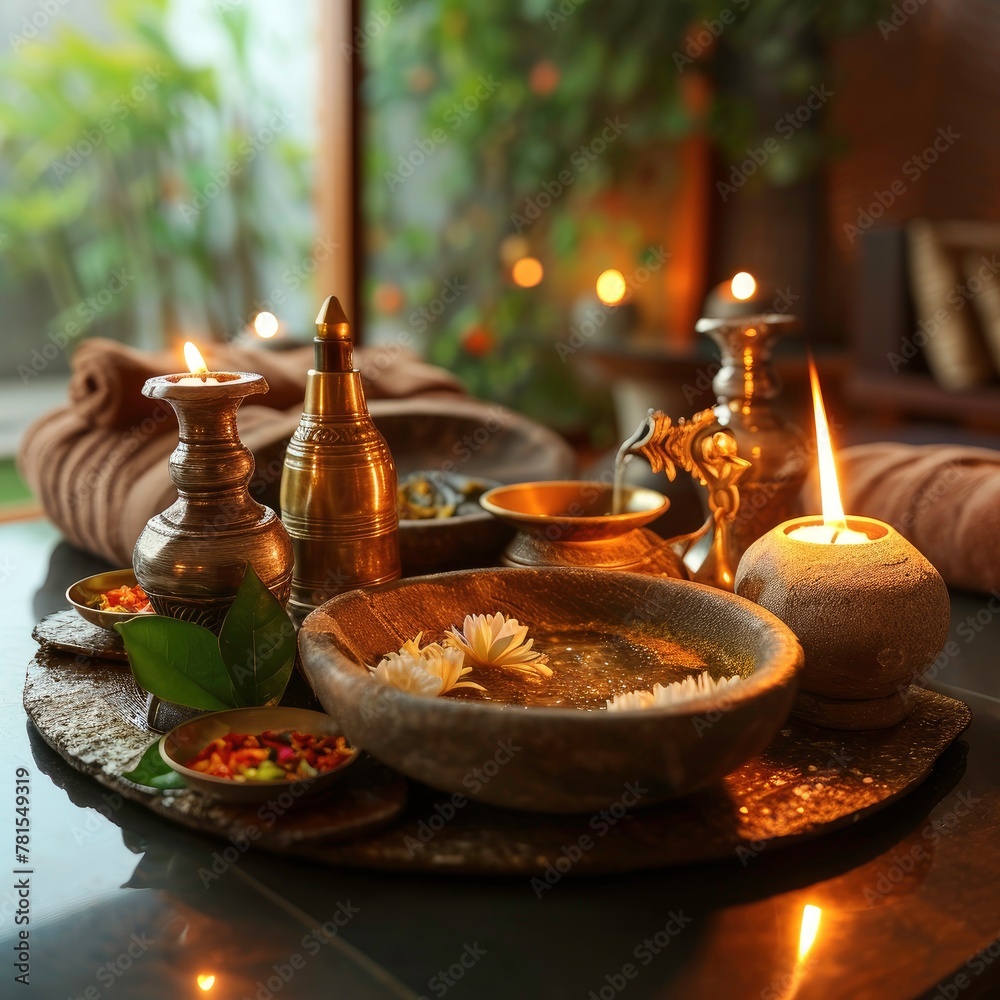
[840,442,1000,594]
[68,337,464,432]
[21,344,467,565]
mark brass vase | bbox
[696,313,807,565]
[133,371,294,633]
[280,296,401,621]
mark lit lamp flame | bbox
[809,359,848,532]
[731,271,756,301]
[196,973,216,991]
[797,904,822,962]
[184,341,209,376]
[596,268,627,306]
[253,311,280,339]
[786,361,869,544]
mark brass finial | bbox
[314,295,353,372]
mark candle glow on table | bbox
[786,361,870,545]
[176,342,222,385]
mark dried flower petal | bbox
[606,671,742,712]
[444,612,552,679]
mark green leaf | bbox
[115,617,235,711]
[122,739,186,791]
[219,564,296,708]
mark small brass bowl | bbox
[66,568,153,632]
[480,481,684,576]
[481,480,668,542]
[159,707,358,804]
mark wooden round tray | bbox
[26,611,972,875]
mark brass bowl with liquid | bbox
[479,480,686,578]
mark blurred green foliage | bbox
[363,0,884,436]
[0,0,311,347]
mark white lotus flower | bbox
[444,612,552,679]
[369,655,442,697]
[368,634,486,696]
[606,671,742,712]
[420,646,486,694]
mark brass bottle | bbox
[280,295,401,621]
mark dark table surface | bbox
[3,519,1000,1000]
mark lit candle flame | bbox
[731,271,756,301]
[196,973,216,991]
[797,904,822,961]
[808,358,847,530]
[253,311,279,339]
[596,268,627,306]
[183,341,209,376]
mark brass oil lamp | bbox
[132,344,294,632]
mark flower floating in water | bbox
[445,613,552,679]
[369,634,486,697]
[605,671,742,712]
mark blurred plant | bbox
[362,0,884,434]
[0,0,311,348]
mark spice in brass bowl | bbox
[396,471,508,574]
[67,568,154,632]
[160,707,358,803]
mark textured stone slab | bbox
[23,642,969,873]
[23,648,408,851]
[33,608,129,662]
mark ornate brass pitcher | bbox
[482,407,751,590]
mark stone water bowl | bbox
[298,568,803,812]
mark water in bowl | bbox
[453,627,713,710]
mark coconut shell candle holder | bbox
[133,355,294,632]
[735,517,949,730]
